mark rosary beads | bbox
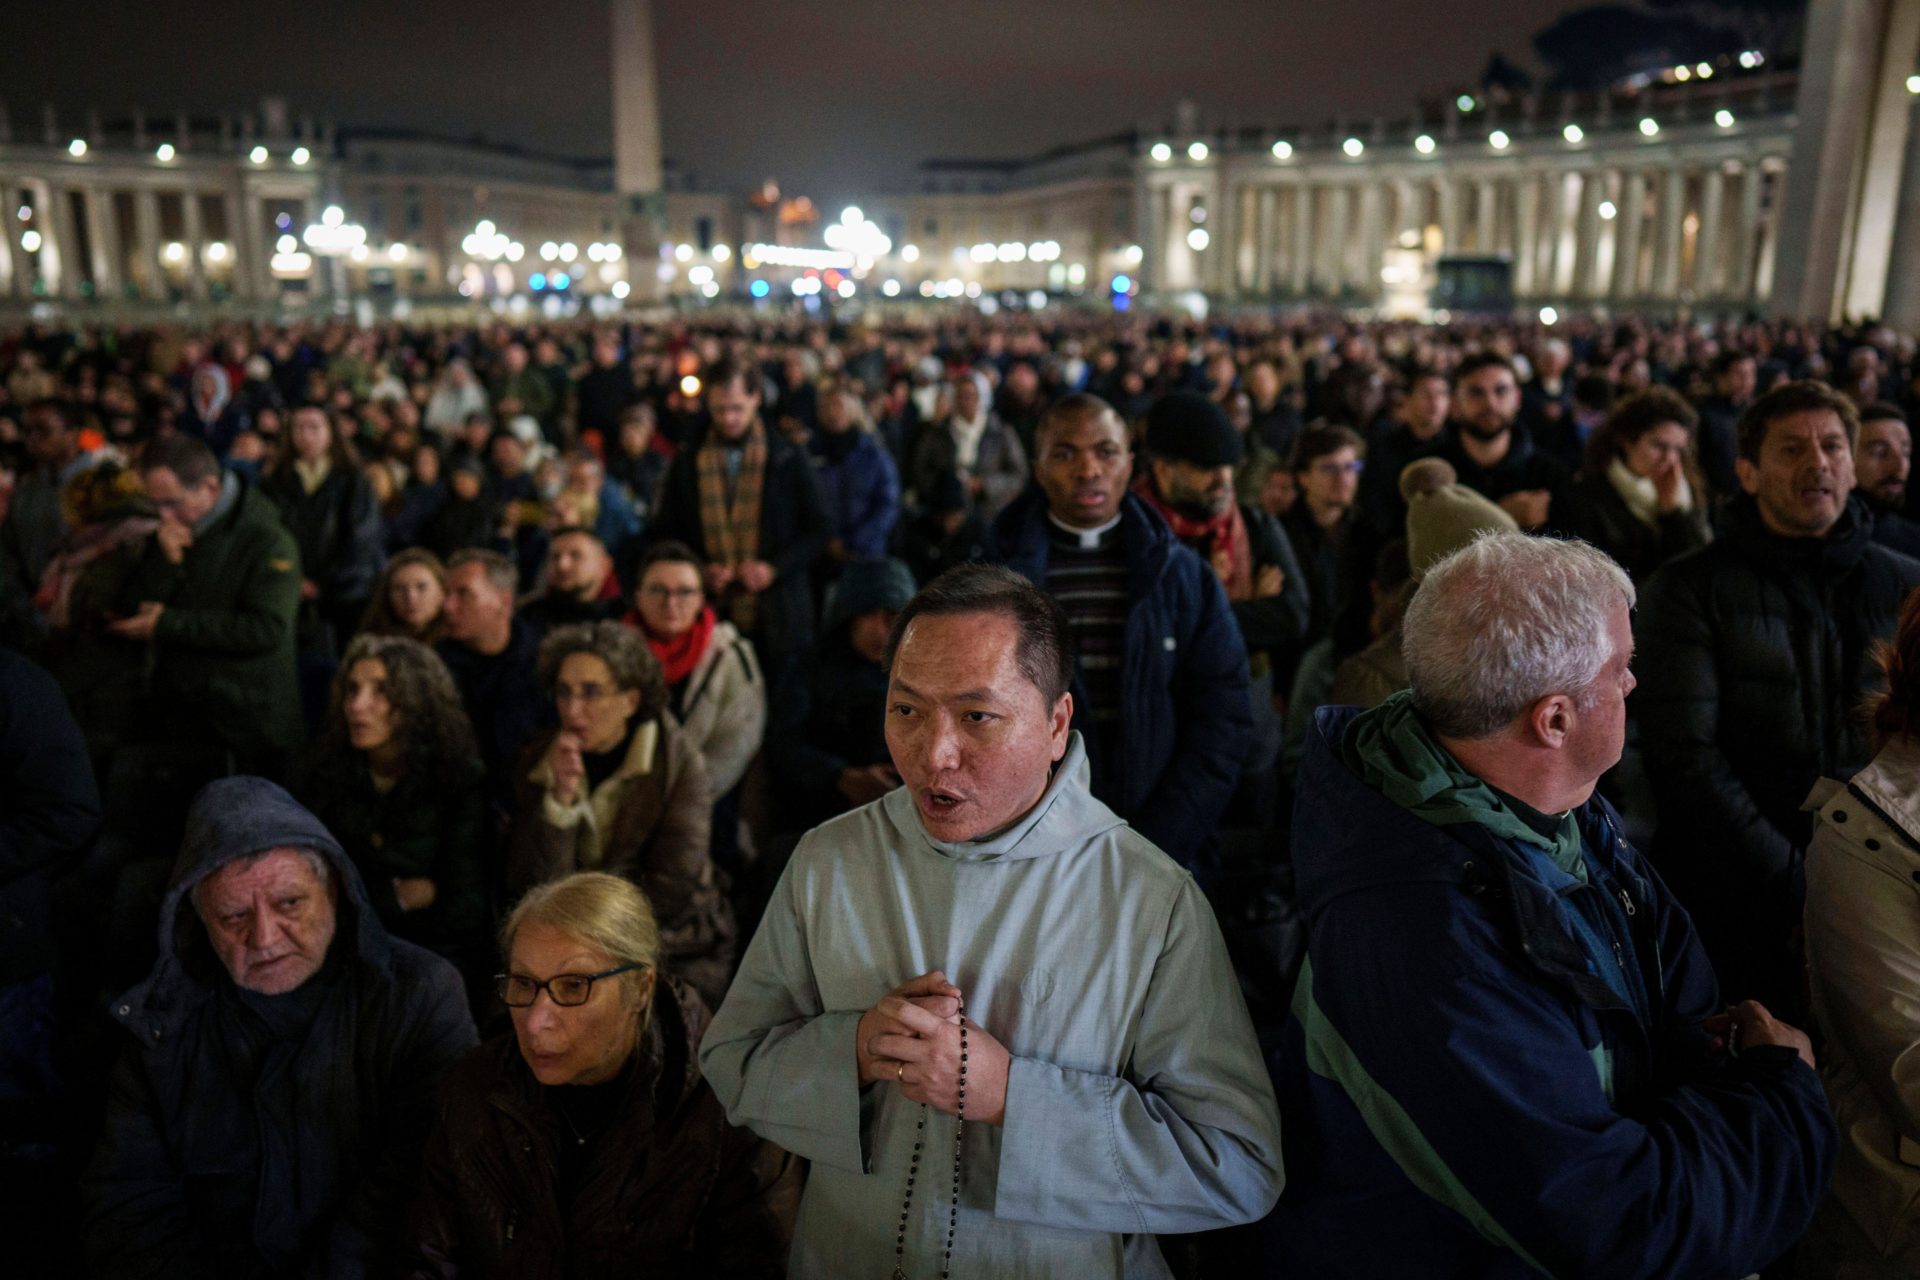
[892,998,967,1280]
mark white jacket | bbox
[1803,737,1920,1277]
[675,619,765,800]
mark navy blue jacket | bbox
[1264,706,1835,1278]
[810,429,900,561]
[987,488,1251,867]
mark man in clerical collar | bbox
[702,563,1281,1279]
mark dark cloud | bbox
[0,0,1594,200]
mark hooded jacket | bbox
[702,732,1283,1278]
[404,975,799,1279]
[1266,704,1834,1278]
[1802,740,1920,1277]
[1636,494,1920,1008]
[85,777,478,1280]
[987,488,1252,868]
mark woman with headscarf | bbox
[424,358,490,439]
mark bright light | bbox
[276,234,297,253]
[270,251,312,277]
[1122,243,1144,265]
[291,146,311,166]
[1563,123,1585,143]
[587,242,605,261]
[970,242,996,263]
[603,243,621,261]
[1490,130,1511,149]
[840,205,864,227]
[711,243,730,261]
[529,271,547,290]
[561,242,580,261]
[473,219,494,238]
[703,281,722,298]
[1598,200,1618,220]
[1639,117,1660,137]
[155,143,176,162]
[790,278,810,296]
[1271,140,1293,160]
[21,230,43,253]
[349,244,369,262]
[1696,62,1713,78]
[205,241,231,263]
[750,278,771,298]
[1457,94,1476,112]
[1674,65,1691,81]
[1028,290,1048,309]
[323,205,344,227]
[1539,306,1559,325]
[919,281,936,297]
[1343,137,1365,157]
[997,242,1026,263]
[742,243,856,270]
[1067,263,1087,285]
[1111,274,1132,293]
[837,279,856,298]
[944,277,964,295]
[1187,227,1210,251]
[611,280,631,299]
[680,375,702,396]
[882,279,901,296]
[1414,134,1436,155]
[1149,142,1172,162]
[1187,141,1209,161]
[1907,74,1919,94]
[160,240,185,263]
[506,242,524,261]
[67,138,88,158]
[1716,108,1736,128]
[964,282,982,298]
[539,241,558,261]
[388,243,409,262]
[900,243,919,262]
[688,264,714,285]
[248,145,268,165]
[672,243,692,262]
[1740,51,1759,69]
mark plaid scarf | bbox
[1133,474,1254,600]
[696,418,768,630]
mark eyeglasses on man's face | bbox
[1311,459,1366,477]
[495,962,645,1008]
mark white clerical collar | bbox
[1047,509,1122,549]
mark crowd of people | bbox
[0,305,1918,1276]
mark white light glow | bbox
[672,243,692,262]
[21,230,43,253]
[1415,134,1436,155]
[1343,137,1365,157]
[1716,109,1737,128]
[323,205,344,227]
[1271,140,1292,160]
[711,243,730,261]
[68,138,88,158]
[1696,62,1713,78]
[291,146,311,166]
[1598,201,1618,220]
[271,252,313,277]
[562,242,580,262]
[603,243,621,261]
[1187,141,1209,161]
[1187,227,1210,251]
[1639,117,1660,137]
[837,279,856,298]
[1539,306,1559,325]
[1489,130,1511,149]
[703,281,722,298]
[882,279,901,296]
[899,243,919,262]
[587,242,606,261]
[539,241,558,261]
[155,143,176,162]
[161,240,185,262]
[744,242,856,270]
[611,280,631,299]
[277,234,297,253]
[249,145,268,164]
[1563,123,1585,143]
[1149,142,1172,163]
[681,375,702,396]
[388,243,409,262]
[205,240,231,263]
[688,264,715,285]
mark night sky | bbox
[3,0,1594,200]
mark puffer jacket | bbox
[670,618,766,800]
[85,777,477,1279]
[260,461,386,622]
[506,717,733,1009]
[1635,495,1920,1010]
[404,976,799,1279]
[1801,740,1920,1278]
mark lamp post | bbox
[302,204,366,308]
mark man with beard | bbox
[1694,351,1757,501]
[1136,391,1309,826]
[1853,403,1920,558]
[1438,353,1570,533]
[1637,381,1920,1016]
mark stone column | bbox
[0,179,15,298]
[45,184,82,298]
[1322,185,1351,292]
[1513,176,1541,295]
[1769,0,1920,318]
[1611,171,1647,300]
[1884,108,1920,328]
[181,190,210,301]
[81,187,123,300]
[1436,178,1461,256]
[1473,179,1498,253]
[1694,167,1727,299]
[1573,171,1606,298]
[1652,168,1687,300]
[611,0,666,300]
[1726,165,1765,303]
[1254,186,1277,294]
[1289,184,1313,296]
[133,189,165,299]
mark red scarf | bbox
[1133,475,1255,601]
[637,604,717,685]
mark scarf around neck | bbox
[642,605,717,685]
[1604,455,1689,530]
[1133,474,1255,600]
[696,419,768,630]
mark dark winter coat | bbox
[260,463,387,611]
[1560,470,1712,589]
[651,425,831,661]
[1636,495,1920,1009]
[116,476,304,770]
[507,719,733,1010]
[404,977,799,1279]
[0,648,101,983]
[987,488,1252,868]
[85,777,477,1279]
[1265,706,1835,1278]
[810,427,901,560]
[438,620,552,799]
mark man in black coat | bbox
[85,777,476,1278]
[1853,402,1920,559]
[437,549,550,806]
[1436,352,1571,535]
[1637,381,1920,1016]
[651,358,830,665]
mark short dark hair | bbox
[636,539,705,580]
[1860,401,1909,427]
[1036,392,1123,450]
[447,548,518,597]
[704,358,759,398]
[1289,422,1366,475]
[1709,350,1756,380]
[1736,379,1862,464]
[885,563,1073,704]
[537,621,667,721]
[141,433,220,487]
[1453,352,1519,387]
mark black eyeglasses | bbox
[495,962,644,1008]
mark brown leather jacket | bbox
[404,978,799,1279]
[506,717,735,1007]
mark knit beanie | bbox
[1145,391,1243,467]
[1400,457,1519,580]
